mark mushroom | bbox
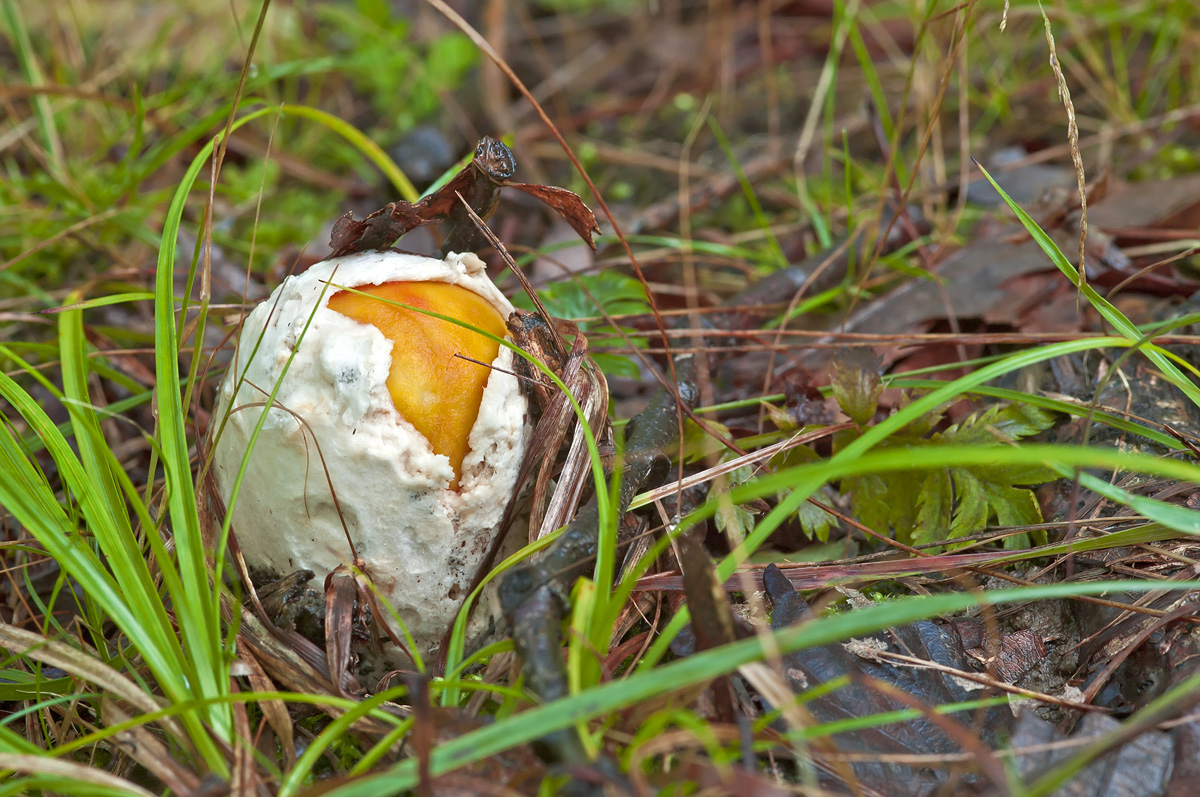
[212,250,530,660]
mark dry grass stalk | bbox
[1040,7,1089,288]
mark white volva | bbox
[212,251,530,659]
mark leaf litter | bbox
[6,2,1200,795]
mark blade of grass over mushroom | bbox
[321,281,614,694]
[164,103,423,615]
[639,333,1193,669]
[212,273,343,609]
[322,579,1200,795]
[177,102,418,433]
[976,162,1200,407]
[326,281,611,518]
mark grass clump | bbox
[4,0,1200,793]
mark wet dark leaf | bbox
[991,629,1046,683]
[328,203,433,257]
[507,182,601,251]
[327,136,599,259]
[762,564,1011,794]
[1012,712,1173,796]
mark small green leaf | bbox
[895,390,948,437]
[975,462,1060,487]
[680,419,732,464]
[713,465,756,544]
[762,400,799,432]
[831,350,883,426]
[937,405,998,445]
[912,470,951,546]
[989,402,1058,439]
[985,483,1043,526]
[797,497,837,542]
[938,403,1057,446]
[949,469,987,542]
[850,472,891,537]
[984,483,1046,548]
[714,499,756,543]
[841,400,1059,549]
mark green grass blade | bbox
[638,335,1174,669]
[1,0,64,175]
[886,378,1181,449]
[325,579,1200,794]
[277,104,417,201]
[0,374,223,761]
[976,162,1200,408]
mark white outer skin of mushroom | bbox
[212,251,530,659]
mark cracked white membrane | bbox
[212,251,529,659]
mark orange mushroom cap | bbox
[326,281,509,488]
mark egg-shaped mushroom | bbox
[212,250,530,660]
